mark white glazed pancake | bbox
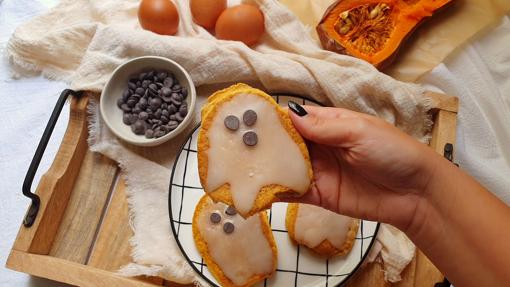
[286,203,359,257]
[197,83,313,217]
[192,195,277,287]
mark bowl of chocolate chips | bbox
[100,56,196,146]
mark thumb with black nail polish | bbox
[288,101,308,117]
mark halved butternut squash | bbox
[317,0,454,69]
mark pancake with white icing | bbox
[286,203,359,257]
[198,83,313,217]
[192,195,277,287]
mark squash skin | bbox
[316,0,455,69]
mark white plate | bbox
[169,95,379,287]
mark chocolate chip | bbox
[225,206,237,216]
[210,212,221,224]
[168,104,177,114]
[135,87,145,96]
[243,131,258,146]
[243,110,257,126]
[175,113,184,122]
[161,87,172,97]
[130,94,141,102]
[131,120,146,135]
[179,105,188,117]
[161,89,172,103]
[149,97,162,110]
[168,122,178,131]
[138,98,148,109]
[172,93,183,102]
[223,222,235,234]
[138,111,148,121]
[121,103,131,112]
[122,89,132,100]
[155,130,166,138]
[170,97,182,106]
[224,115,239,131]
[163,77,174,87]
[157,71,167,81]
[127,98,136,108]
[123,113,137,125]
[168,120,178,128]
[148,83,158,92]
[155,109,162,119]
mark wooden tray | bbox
[5,90,458,287]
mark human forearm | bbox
[406,152,510,287]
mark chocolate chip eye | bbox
[224,115,240,131]
[243,131,258,146]
[223,222,235,234]
[210,212,221,224]
[225,206,237,216]
[243,110,257,126]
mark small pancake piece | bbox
[286,203,359,257]
[192,195,277,287]
[198,83,313,217]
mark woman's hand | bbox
[286,101,510,287]
[286,102,439,231]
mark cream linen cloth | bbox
[7,0,429,284]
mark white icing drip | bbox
[294,204,355,249]
[205,93,310,215]
[197,199,274,285]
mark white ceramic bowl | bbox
[100,56,196,146]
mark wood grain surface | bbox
[49,151,118,263]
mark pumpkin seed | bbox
[369,6,380,19]
[339,25,351,34]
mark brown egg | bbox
[138,0,179,35]
[215,4,265,46]
[190,0,226,30]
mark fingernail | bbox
[288,101,307,117]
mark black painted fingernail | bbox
[288,101,307,117]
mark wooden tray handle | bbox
[22,89,83,227]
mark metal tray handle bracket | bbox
[22,89,82,227]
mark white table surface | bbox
[1,0,508,286]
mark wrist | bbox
[403,150,457,250]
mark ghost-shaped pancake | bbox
[198,83,313,217]
[192,195,277,287]
[286,203,359,258]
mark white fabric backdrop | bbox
[1,0,508,285]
